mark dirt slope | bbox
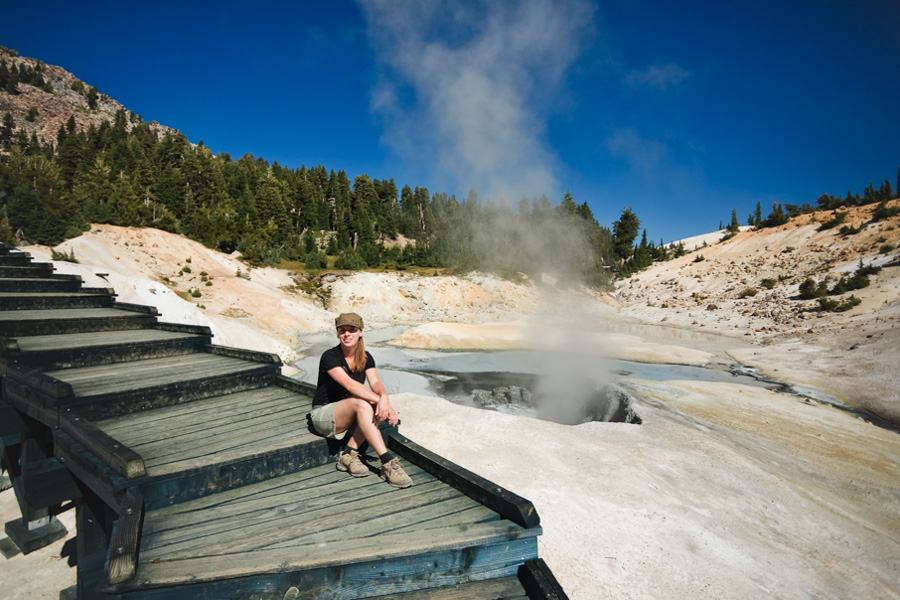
[615,200,900,423]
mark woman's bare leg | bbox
[333,397,388,456]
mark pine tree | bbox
[557,190,577,215]
[87,86,99,110]
[729,208,740,233]
[612,207,640,265]
[0,112,14,147]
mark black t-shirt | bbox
[312,345,375,408]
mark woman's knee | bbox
[337,397,372,420]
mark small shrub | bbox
[817,297,839,311]
[303,250,328,271]
[205,281,213,286]
[871,201,900,222]
[200,271,208,277]
[819,295,861,312]
[693,254,705,263]
[799,278,828,299]
[839,224,863,236]
[854,260,881,277]
[818,212,846,231]
[760,278,777,289]
[181,266,192,274]
[50,248,78,263]
[738,287,758,298]
[834,295,861,312]
[880,243,896,254]
[185,257,192,263]
[190,288,202,298]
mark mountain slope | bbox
[616,200,900,423]
[0,46,177,148]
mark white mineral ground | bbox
[3,204,899,599]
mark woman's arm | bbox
[327,366,380,404]
[366,368,398,426]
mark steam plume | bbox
[357,0,595,202]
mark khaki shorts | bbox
[309,403,348,439]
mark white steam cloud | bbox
[357,0,595,202]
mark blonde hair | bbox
[352,336,367,373]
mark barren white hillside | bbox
[5,204,900,600]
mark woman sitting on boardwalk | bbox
[308,312,413,489]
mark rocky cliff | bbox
[0,46,177,147]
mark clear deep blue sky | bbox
[2,0,898,243]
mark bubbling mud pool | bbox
[291,327,796,426]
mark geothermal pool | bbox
[291,326,788,424]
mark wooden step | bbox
[0,276,82,293]
[0,307,157,337]
[90,386,328,509]
[366,559,569,600]
[0,252,35,266]
[109,458,539,599]
[0,264,55,278]
[43,351,282,419]
[7,324,212,369]
[0,291,115,310]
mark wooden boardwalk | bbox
[0,243,569,600]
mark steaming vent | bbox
[471,382,642,425]
[431,372,642,426]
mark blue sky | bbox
[2,0,898,243]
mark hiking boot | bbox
[380,458,413,488]
[337,449,369,477]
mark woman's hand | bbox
[375,395,399,426]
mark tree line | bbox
[0,108,660,287]
[723,168,899,232]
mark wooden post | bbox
[107,488,144,585]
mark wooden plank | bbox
[54,430,125,512]
[133,439,333,509]
[70,366,278,421]
[390,434,541,529]
[276,374,317,396]
[13,329,201,354]
[517,558,571,600]
[0,399,26,436]
[113,394,307,447]
[0,335,19,352]
[4,378,61,426]
[47,353,260,394]
[6,364,74,399]
[107,488,144,585]
[60,413,146,479]
[138,478,459,561]
[97,389,305,442]
[95,387,303,438]
[46,352,245,387]
[259,497,501,553]
[139,432,322,474]
[140,473,446,553]
[0,278,81,292]
[126,522,537,590]
[21,457,82,507]
[138,406,310,466]
[113,536,536,599]
[110,301,159,315]
[204,344,282,364]
[142,463,349,521]
[366,575,526,600]
[153,321,213,336]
